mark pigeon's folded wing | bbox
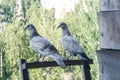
[62,35,83,53]
[30,36,51,51]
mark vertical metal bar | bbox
[19,59,30,80]
[81,60,91,80]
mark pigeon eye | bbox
[27,26,30,27]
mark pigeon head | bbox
[57,22,67,29]
[58,22,71,36]
[24,24,39,39]
[24,24,35,31]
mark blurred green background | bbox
[0,0,99,80]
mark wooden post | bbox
[97,50,120,80]
[97,0,120,80]
[19,59,30,80]
[98,10,120,49]
[99,0,120,11]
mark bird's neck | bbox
[62,27,71,37]
[30,29,39,39]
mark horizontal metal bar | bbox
[26,59,93,69]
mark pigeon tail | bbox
[76,52,90,61]
[55,58,66,69]
[77,53,90,69]
[48,54,66,69]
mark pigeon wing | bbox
[30,36,51,53]
[62,35,84,53]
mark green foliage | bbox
[0,0,15,22]
[0,0,99,80]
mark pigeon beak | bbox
[24,27,27,31]
[57,25,60,29]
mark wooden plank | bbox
[99,0,120,11]
[26,59,93,69]
[96,50,120,80]
[98,10,120,49]
[19,59,30,80]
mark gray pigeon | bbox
[57,22,90,61]
[24,24,66,69]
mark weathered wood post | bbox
[97,0,120,80]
